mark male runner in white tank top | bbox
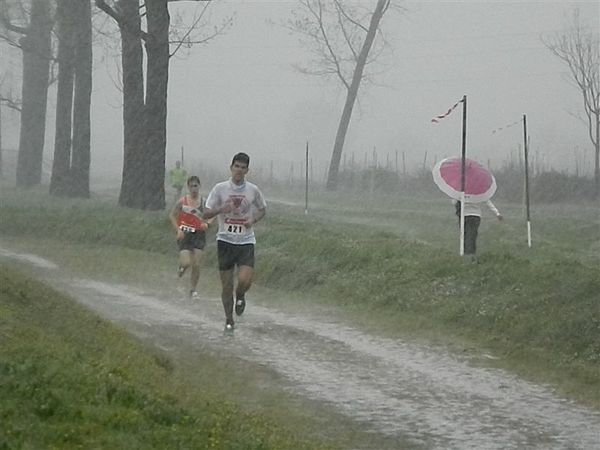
[204,153,267,334]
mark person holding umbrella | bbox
[452,199,503,261]
[432,156,503,261]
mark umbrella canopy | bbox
[432,157,497,202]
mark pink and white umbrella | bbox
[432,157,497,202]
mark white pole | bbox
[305,141,309,215]
[459,192,466,256]
[459,95,467,256]
[523,114,532,248]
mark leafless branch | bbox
[543,7,599,194]
[334,0,367,34]
[303,0,349,88]
[0,31,21,49]
[544,12,599,145]
[169,2,233,58]
[95,0,148,40]
[283,0,395,92]
[334,1,359,62]
[170,0,210,56]
[0,93,21,112]
[0,0,28,35]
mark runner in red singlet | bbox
[169,176,208,299]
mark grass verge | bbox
[0,265,336,449]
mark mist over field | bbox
[1,0,598,189]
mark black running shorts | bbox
[217,240,255,271]
[178,231,206,251]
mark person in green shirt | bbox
[169,160,187,202]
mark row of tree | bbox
[0,0,232,209]
[0,1,598,209]
[0,0,399,209]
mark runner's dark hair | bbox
[187,175,200,185]
[231,152,250,167]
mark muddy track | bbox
[2,247,599,450]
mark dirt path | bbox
[2,246,599,450]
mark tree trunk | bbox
[70,0,92,198]
[0,102,3,178]
[100,0,170,210]
[326,0,389,191]
[15,0,52,188]
[142,0,169,210]
[118,0,146,209]
[50,0,76,196]
[595,111,599,199]
[50,0,92,198]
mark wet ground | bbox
[2,246,599,450]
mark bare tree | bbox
[96,0,230,210]
[169,1,233,58]
[287,0,394,190]
[96,0,147,208]
[0,88,21,177]
[0,95,2,176]
[544,9,600,198]
[0,0,54,188]
[50,0,92,198]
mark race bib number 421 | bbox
[224,219,246,235]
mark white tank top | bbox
[205,179,267,245]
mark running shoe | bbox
[224,322,234,336]
[177,266,187,278]
[235,296,246,316]
[190,290,199,299]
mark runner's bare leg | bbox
[179,250,191,271]
[190,250,202,292]
[219,269,235,323]
[236,265,254,300]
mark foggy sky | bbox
[158,0,600,179]
[3,0,600,182]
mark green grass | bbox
[0,265,337,450]
[259,190,600,405]
[1,184,599,413]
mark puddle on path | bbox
[0,248,59,269]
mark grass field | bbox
[0,184,598,447]
[258,189,600,403]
